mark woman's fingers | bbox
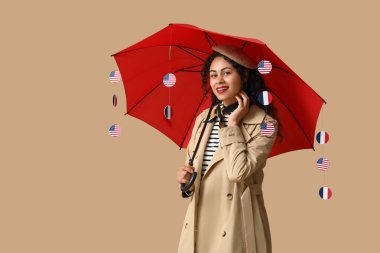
[235,94,242,107]
[183,165,195,173]
[239,91,248,107]
[177,165,195,184]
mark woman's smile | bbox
[216,86,229,93]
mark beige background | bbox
[1,0,379,252]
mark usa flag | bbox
[316,131,329,144]
[319,186,332,200]
[316,157,329,171]
[258,91,273,105]
[260,122,275,136]
[109,70,121,83]
[257,60,272,74]
[108,124,121,137]
[163,73,176,87]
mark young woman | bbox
[176,44,279,253]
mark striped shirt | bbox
[201,113,230,177]
[183,110,231,197]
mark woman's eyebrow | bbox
[210,67,232,72]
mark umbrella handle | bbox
[180,172,197,192]
[180,102,216,193]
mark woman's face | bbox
[209,56,243,106]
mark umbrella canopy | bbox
[112,23,326,158]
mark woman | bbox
[176,44,279,253]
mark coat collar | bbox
[201,104,267,125]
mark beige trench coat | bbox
[178,104,278,253]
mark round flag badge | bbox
[319,186,332,200]
[113,95,117,107]
[258,91,273,106]
[316,131,329,144]
[164,105,172,119]
[163,73,176,87]
[316,157,330,171]
[260,122,275,136]
[257,60,272,74]
[108,124,121,137]
[109,70,121,83]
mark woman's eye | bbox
[210,75,216,78]
[224,72,230,75]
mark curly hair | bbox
[200,51,282,140]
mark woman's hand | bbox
[228,91,250,126]
[176,165,195,191]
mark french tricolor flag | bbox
[319,187,332,200]
[258,91,273,106]
[316,131,329,144]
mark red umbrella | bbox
[111,23,326,158]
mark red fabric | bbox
[112,23,326,158]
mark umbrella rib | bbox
[240,41,249,50]
[268,88,316,151]
[179,87,212,150]
[177,46,206,62]
[111,45,171,56]
[112,45,211,57]
[178,70,202,72]
[203,32,217,47]
[175,63,204,72]
[173,45,210,55]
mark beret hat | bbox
[211,44,256,70]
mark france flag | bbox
[258,91,273,106]
[319,186,332,200]
[316,131,329,144]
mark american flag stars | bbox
[108,124,121,137]
[163,73,176,87]
[109,70,121,83]
[257,60,272,74]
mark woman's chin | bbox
[215,94,231,101]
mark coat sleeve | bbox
[181,113,204,198]
[218,119,278,183]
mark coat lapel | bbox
[197,104,267,181]
[193,118,214,188]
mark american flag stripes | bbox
[108,124,121,137]
[163,73,176,87]
[109,70,121,83]
[316,157,329,171]
[257,60,272,74]
[260,122,275,136]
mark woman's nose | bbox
[216,75,225,83]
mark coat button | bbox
[227,193,233,200]
[185,223,188,229]
[222,231,226,237]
